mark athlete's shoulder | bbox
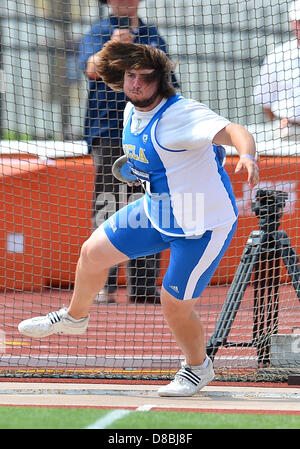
[168,96,208,109]
[165,97,213,119]
[157,97,227,150]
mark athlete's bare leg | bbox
[67,226,129,319]
[67,223,206,367]
[160,286,206,366]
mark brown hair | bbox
[95,41,176,98]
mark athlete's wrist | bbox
[240,154,257,164]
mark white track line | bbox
[85,404,156,429]
[136,404,157,411]
[85,409,131,429]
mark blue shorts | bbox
[103,197,237,300]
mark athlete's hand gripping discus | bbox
[112,155,142,186]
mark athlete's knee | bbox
[161,287,196,325]
[79,226,128,272]
[79,240,95,266]
[79,236,106,270]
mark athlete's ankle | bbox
[185,355,210,370]
[67,309,88,321]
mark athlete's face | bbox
[123,69,162,110]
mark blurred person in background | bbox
[253,0,300,140]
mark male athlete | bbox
[18,42,259,397]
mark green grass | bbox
[115,410,300,429]
[0,406,299,429]
[0,406,107,429]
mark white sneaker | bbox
[18,307,89,338]
[157,357,215,397]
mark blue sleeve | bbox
[146,26,168,52]
[157,37,167,53]
[77,24,109,71]
[155,34,180,89]
[145,27,179,88]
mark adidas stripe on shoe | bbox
[18,307,89,338]
[157,357,215,397]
